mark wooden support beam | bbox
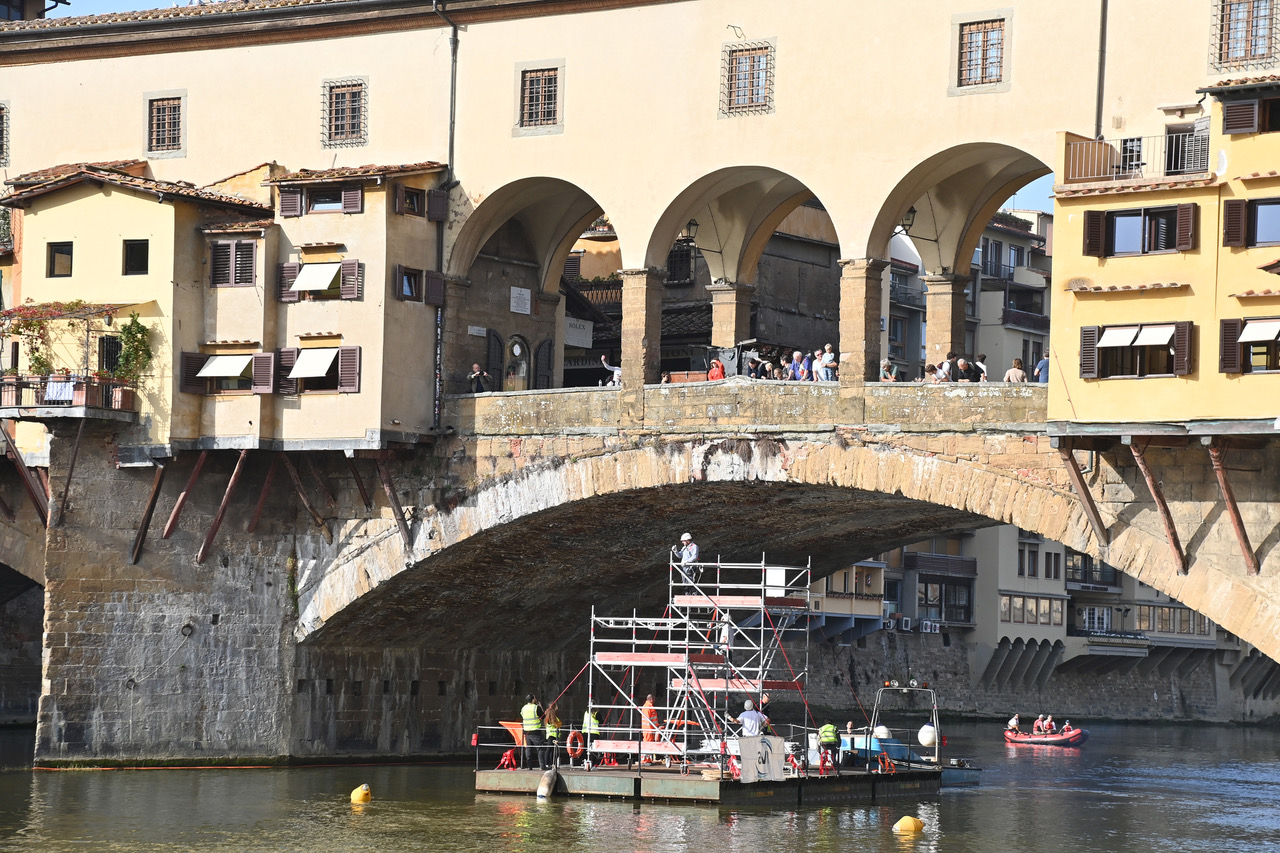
[304,453,337,507]
[130,461,168,565]
[55,419,86,527]
[196,449,249,565]
[1121,434,1189,449]
[1208,444,1260,576]
[247,454,280,534]
[1056,440,1109,547]
[1129,439,1187,574]
[376,456,412,552]
[0,421,47,527]
[278,452,333,544]
[162,449,208,539]
[344,456,373,510]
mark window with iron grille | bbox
[665,242,695,286]
[148,98,182,152]
[0,103,8,168]
[1215,0,1276,69]
[721,42,775,116]
[323,79,368,148]
[99,336,123,375]
[958,19,1004,86]
[520,68,559,127]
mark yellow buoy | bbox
[350,783,372,804]
[893,815,924,833]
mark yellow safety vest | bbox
[583,711,600,735]
[545,717,560,739]
[819,723,839,744]
[521,703,541,732]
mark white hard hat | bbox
[744,699,754,710]
[681,533,692,541]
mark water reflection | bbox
[0,722,1277,852]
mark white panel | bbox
[1132,324,1175,347]
[1096,326,1139,348]
[1238,318,1280,343]
[196,354,254,377]
[287,348,338,379]
[290,262,341,292]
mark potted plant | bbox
[110,312,153,410]
[0,368,17,407]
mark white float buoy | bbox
[873,725,891,740]
[536,767,558,799]
[918,723,937,747]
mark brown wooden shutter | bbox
[563,253,582,280]
[340,259,360,300]
[392,264,407,301]
[277,348,299,395]
[427,188,448,222]
[1079,326,1100,379]
[1174,203,1197,251]
[337,346,361,393]
[234,240,256,285]
[1173,320,1194,376]
[341,185,363,214]
[1219,318,1244,373]
[424,272,446,306]
[393,184,406,214]
[179,352,210,394]
[251,352,276,394]
[210,241,232,286]
[533,339,554,389]
[1223,100,1260,134]
[279,187,302,218]
[1223,199,1248,247]
[1082,210,1106,257]
[486,329,504,391]
[278,262,300,303]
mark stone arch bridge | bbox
[11,382,1280,761]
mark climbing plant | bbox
[113,312,153,386]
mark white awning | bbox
[290,262,342,292]
[1133,324,1176,347]
[196,354,254,377]
[1238,318,1280,343]
[1096,326,1139,348]
[288,348,338,379]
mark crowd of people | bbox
[741,343,840,382]
[913,351,1050,384]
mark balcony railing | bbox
[904,552,978,577]
[0,375,139,414]
[1066,564,1119,587]
[1064,132,1210,182]
[980,261,1016,281]
[1002,307,1050,332]
[889,282,925,307]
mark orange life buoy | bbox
[566,730,586,759]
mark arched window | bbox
[505,336,530,391]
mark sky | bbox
[47,1,1056,214]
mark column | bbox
[838,258,888,384]
[706,280,755,350]
[921,273,970,367]
[619,265,663,383]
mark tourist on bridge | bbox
[819,343,837,380]
[1035,353,1050,383]
[1003,358,1028,382]
[974,353,989,381]
[707,358,726,381]
[879,358,899,382]
[520,694,550,770]
[730,699,769,737]
[467,363,492,393]
[790,350,812,381]
[956,358,982,382]
[600,354,622,386]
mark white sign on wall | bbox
[467,325,487,337]
[510,286,532,315]
[565,317,594,349]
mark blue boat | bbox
[841,685,982,787]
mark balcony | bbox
[1064,131,1210,183]
[889,282,925,308]
[980,261,1016,281]
[0,375,140,423]
[1002,307,1050,332]
[904,552,977,577]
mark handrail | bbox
[0,375,139,412]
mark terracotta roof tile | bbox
[1230,288,1280,296]
[3,166,270,214]
[1055,175,1215,199]
[198,219,277,232]
[1067,281,1188,293]
[1237,170,1280,181]
[6,160,145,186]
[266,162,447,184]
[1207,74,1280,89]
[0,0,357,32]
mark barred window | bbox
[958,20,1004,86]
[1218,0,1274,66]
[722,43,774,116]
[0,104,8,168]
[520,68,559,128]
[148,98,182,152]
[323,79,368,148]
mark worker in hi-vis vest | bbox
[819,720,840,766]
[583,708,601,753]
[520,694,549,770]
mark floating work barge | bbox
[475,555,942,804]
[475,766,940,805]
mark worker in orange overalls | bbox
[641,693,659,761]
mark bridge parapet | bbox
[442,378,1048,436]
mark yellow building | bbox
[1052,87,1280,433]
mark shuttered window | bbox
[277,348,299,395]
[1084,322,1195,378]
[1079,327,1099,379]
[210,240,255,287]
[424,272,446,307]
[251,352,276,394]
[394,184,426,216]
[427,189,449,221]
[179,352,210,394]
[340,259,361,300]
[277,263,301,303]
[279,187,302,218]
[1220,318,1245,372]
[1091,205,1199,257]
[1223,198,1248,246]
[1223,99,1260,134]
[337,346,361,393]
[0,104,8,168]
[394,265,423,302]
[1082,211,1106,257]
[1224,196,1280,246]
[1222,315,1280,372]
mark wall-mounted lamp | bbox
[681,219,699,243]
[899,206,917,233]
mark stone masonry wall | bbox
[0,586,42,724]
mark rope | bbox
[764,608,817,729]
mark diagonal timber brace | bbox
[1,420,47,526]
[1207,442,1260,576]
[376,454,412,553]
[1128,438,1187,575]
[1055,439,1109,547]
[196,449,249,565]
[130,460,168,565]
[279,452,333,544]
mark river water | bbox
[0,721,1277,852]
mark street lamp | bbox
[682,219,700,243]
[899,206,917,233]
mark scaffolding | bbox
[583,555,812,766]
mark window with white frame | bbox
[323,79,368,148]
[1215,0,1276,69]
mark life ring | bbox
[566,730,586,759]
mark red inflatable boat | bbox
[1003,728,1089,747]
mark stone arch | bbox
[863,143,1050,273]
